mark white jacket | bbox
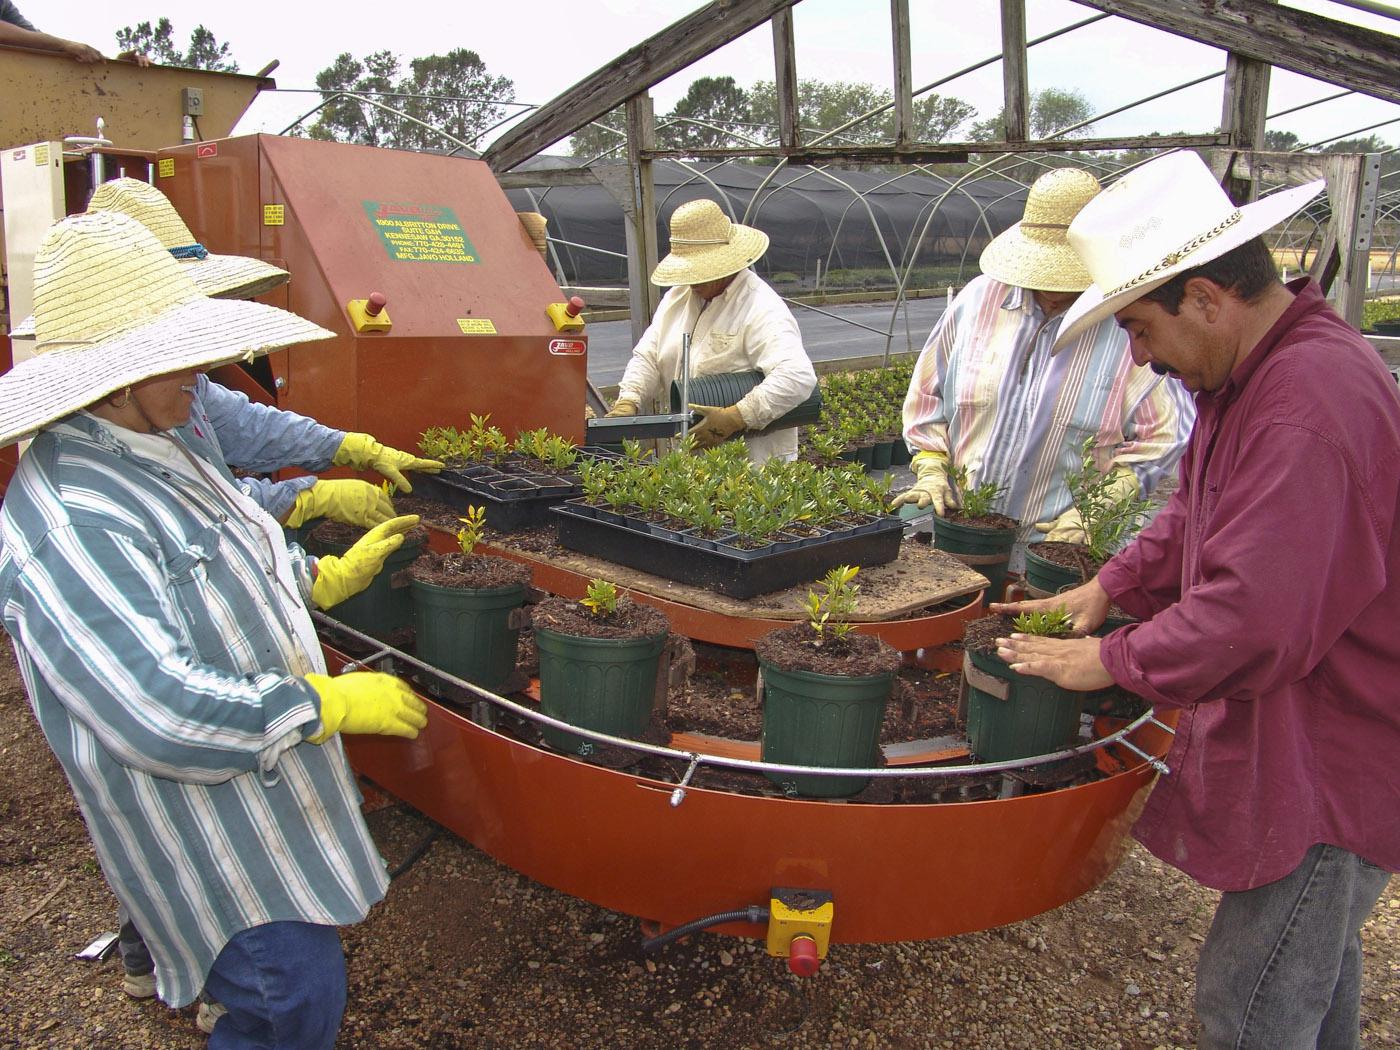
[617,268,818,462]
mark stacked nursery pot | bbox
[754,621,901,798]
[310,520,428,641]
[407,550,533,694]
[531,590,670,755]
[960,614,1084,762]
[933,510,1020,605]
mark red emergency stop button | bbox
[787,935,820,976]
[565,296,585,318]
[364,292,387,317]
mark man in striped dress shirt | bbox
[893,168,1193,573]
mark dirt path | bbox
[0,635,1394,1049]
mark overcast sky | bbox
[32,0,1400,154]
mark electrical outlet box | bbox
[181,87,204,117]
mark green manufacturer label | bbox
[362,201,479,264]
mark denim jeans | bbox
[116,906,155,976]
[1196,843,1392,1050]
[201,921,346,1050]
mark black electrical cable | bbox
[388,826,441,880]
[640,905,768,954]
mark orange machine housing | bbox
[157,134,584,449]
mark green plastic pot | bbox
[535,626,668,755]
[963,648,1083,761]
[315,535,424,640]
[758,659,894,798]
[410,578,526,693]
[1023,544,1087,598]
[671,371,823,433]
[890,442,913,467]
[933,516,1017,604]
[869,440,894,470]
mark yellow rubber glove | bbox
[332,433,443,493]
[304,671,427,743]
[688,403,748,449]
[603,398,639,418]
[890,451,959,514]
[310,514,420,609]
[285,480,395,529]
[1035,466,1140,543]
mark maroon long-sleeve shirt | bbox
[1099,279,1400,891]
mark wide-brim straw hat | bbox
[0,211,332,448]
[979,168,1101,292]
[650,199,769,287]
[1054,151,1324,350]
[8,178,292,340]
[90,177,289,299]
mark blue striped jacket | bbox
[0,413,389,1006]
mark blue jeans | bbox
[116,906,154,976]
[1196,843,1391,1050]
[202,921,346,1050]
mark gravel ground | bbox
[0,634,1395,1049]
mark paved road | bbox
[585,296,948,387]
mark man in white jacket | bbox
[605,199,817,463]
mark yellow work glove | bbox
[890,451,959,515]
[304,671,427,744]
[285,479,396,529]
[1035,466,1140,543]
[603,398,639,418]
[332,433,443,493]
[310,514,420,609]
[688,403,748,449]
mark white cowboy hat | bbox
[0,211,332,448]
[8,177,292,339]
[979,167,1100,293]
[1053,151,1325,350]
[650,199,770,287]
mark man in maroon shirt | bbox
[995,151,1398,1049]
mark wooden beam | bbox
[1000,0,1030,142]
[483,0,802,172]
[772,7,800,149]
[891,0,914,147]
[1219,35,1273,203]
[625,94,662,349]
[640,132,1228,163]
[494,168,602,190]
[1072,0,1400,106]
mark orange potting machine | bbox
[2,123,1174,974]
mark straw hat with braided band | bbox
[978,168,1101,293]
[650,199,770,287]
[0,211,332,448]
[1053,151,1324,351]
[89,177,290,299]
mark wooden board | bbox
[492,537,987,623]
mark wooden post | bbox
[999,0,1029,143]
[891,0,913,147]
[1323,152,1382,330]
[1219,4,1272,205]
[625,93,662,356]
[772,7,800,149]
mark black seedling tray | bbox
[586,413,689,441]
[552,501,904,598]
[409,467,579,531]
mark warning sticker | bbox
[548,339,586,356]
[456,318,497,335]
[33,144,48,166]
[158,158,175,178]
[363,201,479,264]
[263,204,285,226]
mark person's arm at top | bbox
[901,293,961,455]
[198,376,345,474]
[614,291,676,412]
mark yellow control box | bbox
[545,299,586,332]
[765,888,834,958]
[347,298,392,333]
